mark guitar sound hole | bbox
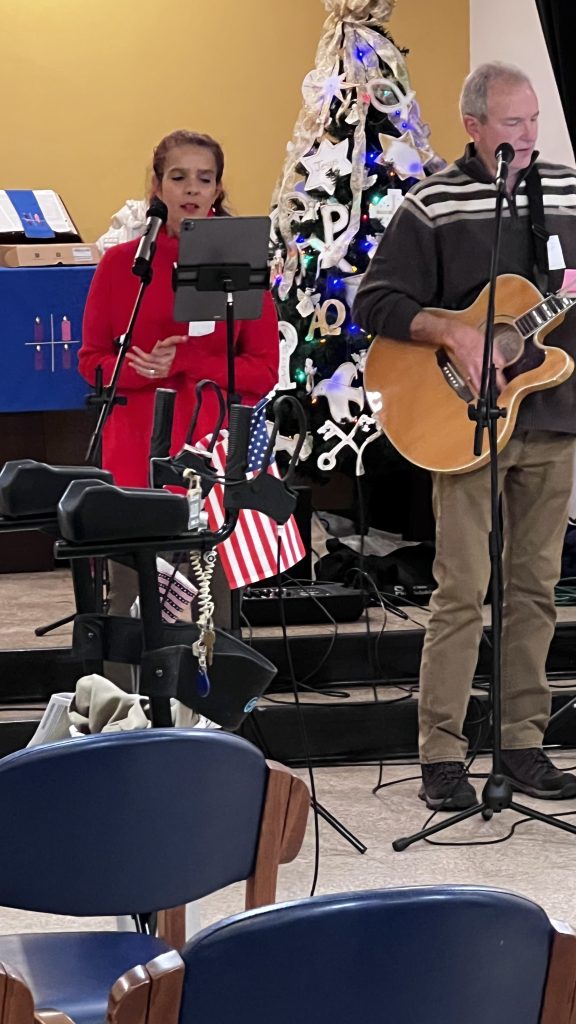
[493,323,524,366]
[492,322,544,384]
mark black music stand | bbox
[172,215,270,633]
[174,220,365,854]
[173,216,270,410]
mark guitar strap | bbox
[524,165,551,295]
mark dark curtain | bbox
[535,1,576,155]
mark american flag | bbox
[201,398,306,589]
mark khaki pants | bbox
[419,430,575,764]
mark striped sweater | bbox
[354,144,576,434]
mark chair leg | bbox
[277,773,310,864]
[157,907,187,949]
[245,761,310,911]
[540,929,576,1024]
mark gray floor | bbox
[2,570,576,938]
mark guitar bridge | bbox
[436,348,474,401]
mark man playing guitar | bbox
[355,62,576,810]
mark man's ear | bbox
[462,113,481,143]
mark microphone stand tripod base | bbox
[391,772,576,851]
[481,772,512,817]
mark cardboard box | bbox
[0,243,100,268]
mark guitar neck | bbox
[515,291,576,338]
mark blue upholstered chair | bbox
[167,886,576,1024]
[0,729,309,1024]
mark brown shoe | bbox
[501,748,576,800]
[419,762,478,810]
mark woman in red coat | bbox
[79,129,279,488]
[79,131,279,656]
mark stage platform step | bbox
[238,687,576,767]
[6,687,576,767]
[2,568,576,762]
[2,618,576,700]
[2,644,576,763]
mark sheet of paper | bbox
[188,321,215,336]
[0,190,23,231]
[547,233,566,271]
[34,189,76,233]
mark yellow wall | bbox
[389,0,470,162]
[0,0,468,243]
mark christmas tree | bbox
[271,0,443,478]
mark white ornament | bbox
[320,70,349,106]
[306,234,356,273]
[302,64,357,128]
[273,429,314,463]
[296,287,321,317]
[369,187,404,227]
[317,414,381,476]
[377,131,425,180]
[306,299,346,341]
[366,77,415,121]
[300,139,353,196]
[351,349,368,373]
[311,361,364,422]
[320,201,350,245]
[282,190,320,224]
[342,273,364,311]
[364,234,378,258]
[277,321,299,391]
[345,102,360,125]
[362,171,378,191]
[304,357,318,394]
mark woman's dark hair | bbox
[151,129,229,215]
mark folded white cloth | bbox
[96,199,147,253]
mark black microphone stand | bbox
[43,222,163,643]
[81,279,152,632]
[87,200,167,464]
[34,233,160,639]
[86,269,153,466]
[392,154,576,851]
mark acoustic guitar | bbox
[364,273,576,474]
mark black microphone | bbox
[132,197,168,278]
[494,142,515,191]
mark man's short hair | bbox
[460,61,533,122]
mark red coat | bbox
[79,231,279,486]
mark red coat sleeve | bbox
[169,290,279,402]
[79,249,153,392]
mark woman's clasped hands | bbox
[126,334,188,379]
